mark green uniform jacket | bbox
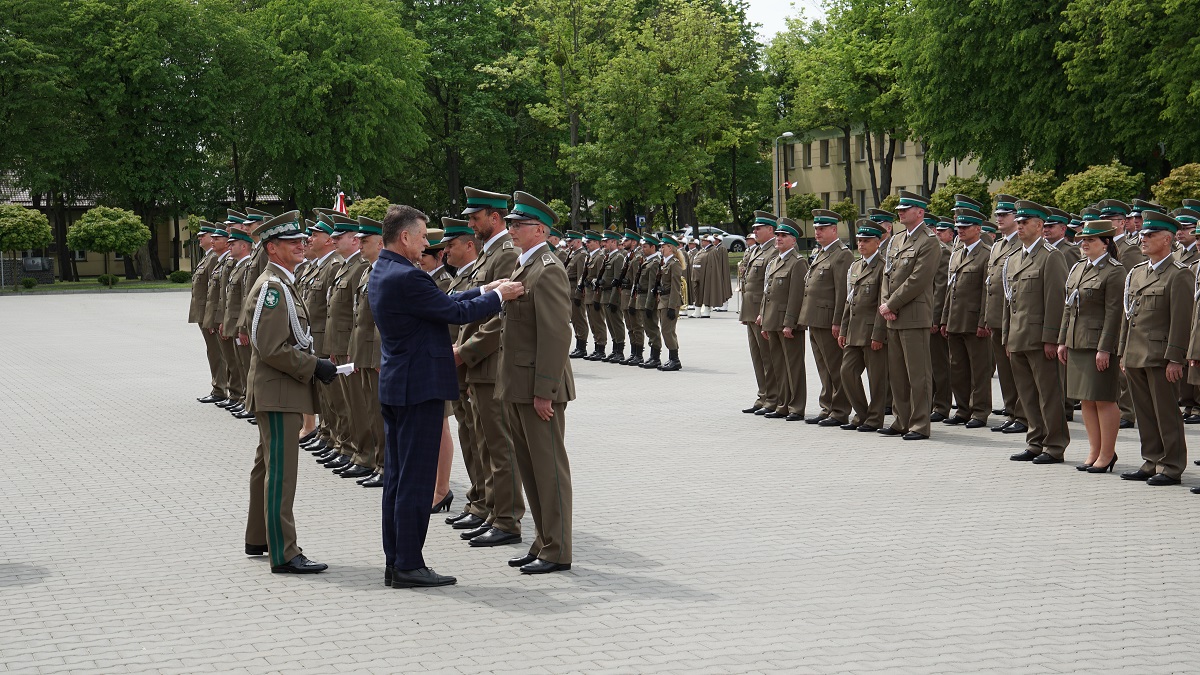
[798,241,853,329]
[583,248,605,305]
[1002,239,1067,352]
[739,240,777,323]
[982,233,1021,330]
[1115,234,1147,269]
[188,249,213,324]
[881,224,940,330]
[620,251,643,310]
[840,253,887,346]
[941,240,991,333]
[656,255,684,310]
[300,252,344,356]
[324,253,369,356]
[601,248,627,307]
[245,263,318,414]
[349,264,381,370]
[759,249,808,331]
[1058,255,1123,353]
[635,253,662,311]
[496,245,575,404]
[1120,258,1192,367]
[457,232,519,384]
[221,255,253,338]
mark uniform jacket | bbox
[188,249,213,324]
[1174,243,1200,267]
[940,240,991,333]
[432,266,454,291]
[798,241,852,329]
[1115,234,1147,268]
[583,247,606,304]
[1120,258,1192,368]
[496,243,576,404]
[221,254,253,338]
[635,253,662,311]
[324,253,370,356]
[698,244,733,307]
[759,249,808,332]
[982,233,1021,329]
[600,248,627,306]
[620,250,643,310]
[236,245,274,335]
[370,249,501,406]
[840,253,887,346]
[244,263,318,414]
[349,263,381,370]
[300,251,343,356]
[881,224,941,329]
[656,255,684,310]
[567,248,588,301]
[739,240,777,323]
[1001,238,1067,352]
[456,231,518,384]
[930,242,951,330]
[1058,255,1124,353]
[202,252,232,330]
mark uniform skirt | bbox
[1066,348,1119,402]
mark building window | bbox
[785,143,796,170]
[915,143,925,156]
[855,134,866,162]
[113,252,124,261]
[803,143,812,168]
[838,138,849,164]
[897,140,906,157]
[72,250,87,261]
[857,190,867,213]
[837,191,847,203]
[895,186,905,194]
[821,192,830,209]
[819,140,829,166]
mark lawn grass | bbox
[0,278,188,294]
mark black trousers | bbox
[381,399,443,571]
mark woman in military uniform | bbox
[1056,220,1124,473]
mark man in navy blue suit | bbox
[369,204,525,588]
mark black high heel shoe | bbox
[1076,462,1093,471]
[1086,455,1117,473]
[431,491,454,514]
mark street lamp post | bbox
[774,131,794,217]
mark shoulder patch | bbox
[502,241,515,250]
[1042,241,1057,252]
[1110,259,1124,266]
[263,288,280,308]
[542,253,556,267]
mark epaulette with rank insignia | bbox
[1174,260,1187,269]
[501,240,515,250]
[1042,241,1057,253]
[1132,260,1150,268]
[542,253,556,267]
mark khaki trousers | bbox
[887,327,932,436]
[328,354,353,455]
[840,343,888,428]
[347,370,376,469]
[747,323,777,409]
[644,308,662,351]
[810,327,849,421]
[246,411,302,567]
[948,332,992,422]
[658,308,679,350]
[236,344,252,403]
[1118,370,1137,424]
[470,382,524,534]
[571,298,588,341]
[210,329,231,398]
[769,330,806,416]
[218,336,242,402]
[1127,366,1188,478]
[452,378,488,519]
[586,302,608,348]
[506,401,572,564]
[362,368,385,470]
[201,326,223,396]
[1009,348,1070,458]
[626,304,644,352]
[604,302,626,345]
[990,331,1026,424]
[1178,368,1197,414]
[930,331,952,417]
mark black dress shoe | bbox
[508,553,537,568]
[234,410,256,419]
[245,543,268,556]
[360,473,383,488]
[460,524,491,540]
[326,455,351,470]
[520,559,571,575]
[1010,449,1040,461]
[391,567,456,588]
[763,411,786,419]
[1147,473,1182,486]
[315,448,338,462]
[1032,453,1064,464]
[568,347,587,359]
[583,350,606,361]
[248,418,257,425]
[818,418,846,427]
[468,527,522,547]
[1119,419,1135,429]
[446,511,472,525]
[929,412,946,422]
[227,403,245,414]
[357,471,378,485]
[640,357,661,369]
[856,425,879,432]
[197,394,223,403]
[942,416,969,425]
[992,407,1008,416]
[990,420,1012,433]
[884,406,892,415]
[214,399,235,408]
[965,419,987,429]
[902,432,928,441]
[452,514,486,530]
[1001,421,1028,434]
[340,464,373,479]
[804,415,828,425]
[1120,469,1154,481]
[384,566,393,587]
[304,441,328,454]
[877,427,903,436]
[754,408,770,416]
[1191,486,1200,494]
[1185,414,1200,424]
[784,413,804,421]
[657,359,681,371]
[839,422,858,430]
[271,554,327,574]
[742,406,762,414]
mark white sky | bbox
[746,0,825,44]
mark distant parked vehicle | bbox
[676,226,746,252]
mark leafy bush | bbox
[20,277,37,289]
[1053,161,1145,214]
[1151,163,1200,210]
[928,176,992,217]
[346,196,390,222]
[97,274,120,288]
[1000,169,1061,207]
[168,270,192,283]
[786,192,821,221]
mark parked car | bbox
[676,226,747,252]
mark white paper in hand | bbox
[335,363,354,376]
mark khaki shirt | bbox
[840,253,886,346]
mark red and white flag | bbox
[333,191,348,214]
[780,181,798,189]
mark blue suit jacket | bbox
[369,249,502,406]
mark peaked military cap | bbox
[226,209,248,224]
[1131,199,1166,216]
[935,217,955,230]
[1098,199,1130,217]
[868,208,896,223]
[1080,206,1101,221]
[622,229,640,242]
[981,221,998,234]
[954,194,983,211]
[642,233,661,246]
[312,207,339,217]
[1045,207,1071,225]
[229,229,254,244]
[601,228,621,240]
[583,230,602,241]
[423,228,447,252]
[244,207,272,222]
[504,191,558,227]
[356,216,383,237]
[309,218,334,236]
[895,190,928,210]
[752,210,778,227]
[462,187,510,215]
[549,227,562,239]
[993,194,1018,214]
[659,233,680,247]
[1182,198,1200,209]
[954,208,986,226]
[439,217,473,240]
[1171,208,1199,228]
[856,219,885,238]
[198,220,218,234]
[564,229,583,240]
[330,213,358,235]
[1141,209,1180,234]
[253,210,306,241]
[1069,214,1083,228]
[775,217,801,238]
[923,214,939,227]
[1014,200,1049,222]
[1078,219,1118,238]
[812,209,840,225]
[210,227,229,238]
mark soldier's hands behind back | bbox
[313,358,337,384]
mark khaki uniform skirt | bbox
[1066,348,1119,402]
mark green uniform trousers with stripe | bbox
[246,411,303,566]
[506,401,572,564]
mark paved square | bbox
[3,291,1200,674]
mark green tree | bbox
[928,176,992,218]
[878,193,900,213]
[67,206,151,276]
[830,199,858,226]
[347,197,390,222]
[0,205,54,289]
[1000,170,1061,207]
[1053,162,1145,214]
[547,199,570,223]
[695,196,731,226]
[1152,164,1200,210]
[786,192,822,221]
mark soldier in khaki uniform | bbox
[497,192,576,574]
[758,219,808,419]
[190,224,222,402]
[598,230,628,363]
[878,191,940,440]
[201,228,234,406]
[1120,211,1191,486]
[298,216,342,455]
[1003,201,1070,464]
[1172,209,1200,422]
[222,227,257,418]
[241,211,338,574]
[928,217,953,421]
[1044,207,1079,421]
[655,235,685,371]
[581,231,609,360]
[1057,220,1124,473]
[455,187,525,546]
[564,231,590,358]
[800,209,853,426]
[939,208,992,427]
[983,194,1028,434]
[837,221,889,431]
[620,231,646,365]
[636,234,664,369]
[740,212,779,414]
[1101,199,1144,429]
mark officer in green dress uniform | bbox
[928,215,953,421]
[191,223,222,402]
[1099,199,1143,428]
[758,219,808,419]
[837,221,889,432]
[983,194,1028,434]
[564,231,590,358]
[298,215,342,455]
[801,209,853,426]
[1171,208,1200,422]
[636,235,664,369]
[939,208,992,428]
[740,211,780,414]
[655,235,685,371]
[1119,210,1191,486]
[598,230,628,363]
[581,231,609,360]
[620,230,646,365]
